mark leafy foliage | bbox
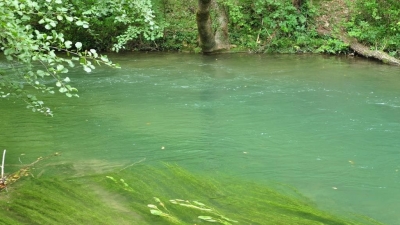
[152,0,198,51]
[222,0,319,53]
[0,0,164,115]
[31,0,164,52]
[346,0,400,56]
[316,38,349,54]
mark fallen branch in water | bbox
[0,152,61,191]
[340,33,400,66]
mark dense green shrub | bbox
[221,0,320,53]
[18,0,398,54]
[33,0,164,51]
[0,0,119,114]
[346,0,400,57]
[152,0,199,51]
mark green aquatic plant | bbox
[105,176,135,192]
[147,197,181,224]
[100,163,386,225]
[169,199,238,225]
[147,197,238,224]
[0,161,387,225]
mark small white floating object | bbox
[332,187,338,190]
[243,152,248,154]
[161,146,165,150]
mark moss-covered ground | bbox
[0,159,385,225]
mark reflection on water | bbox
[1,53,400,224]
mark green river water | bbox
[1,53,399,224]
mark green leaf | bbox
[65,16,73,22]
[83,66,91,73]
[150,209,163,216]
[36,70,46,77]
[105,176,116,182]
[198,216,217,222]
[59,87,67,93]
[57,64,64,71]
[75,42,82,49]
[147,204,158,209]
[220,215,238,223]
[193,201,205,206]
[21,15,30,21]
[65,40,72,48]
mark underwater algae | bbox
[0,160,385,225]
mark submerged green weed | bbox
[147,197,181,224]
[145,197,238,225]
[170,199,238,224]
[0,161,387,225]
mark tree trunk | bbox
[196,0,215,53]
[212,1,230,51]
[196,0,230,53]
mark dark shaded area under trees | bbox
[2,0,400,60]
[18,0,398,64]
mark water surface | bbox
[1,53,399,224]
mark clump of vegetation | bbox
[223,0,319,53]
[152,0,199,52]
[147,197,238,224]
[345,0,400,57]
[0,0,122,115]
[0,159,385,225]
[34,0,347,54]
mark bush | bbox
[346,0,400,56]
